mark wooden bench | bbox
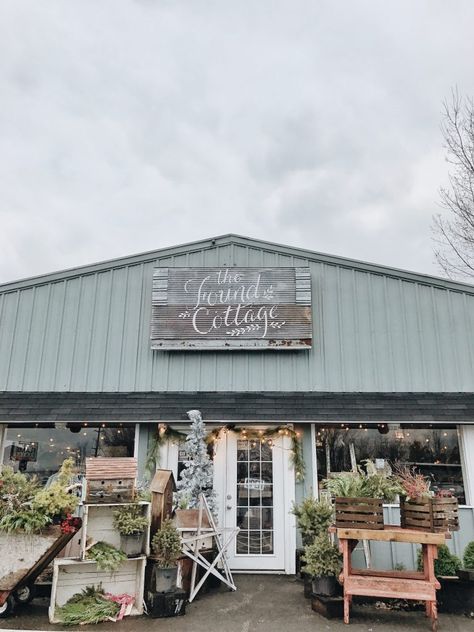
[336,525,446,631]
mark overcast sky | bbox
[1,1,474,283]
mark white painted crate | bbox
[80,502,151,559]
[49,556,146,623]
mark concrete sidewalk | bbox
[0,575,472,632]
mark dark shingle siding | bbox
[0,392,473,423]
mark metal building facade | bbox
[0,234,473,394]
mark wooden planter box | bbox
[334,497,384,530]
[80,502,151,559]
[400,497,459,533]
[49,557,146,623]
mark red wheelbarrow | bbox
[0,520,81,617]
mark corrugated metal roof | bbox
[0,234,473,393]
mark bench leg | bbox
[344,594,350,624]
[430,601,438,632]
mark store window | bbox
[315,424,465,504]
[2,423,135,484]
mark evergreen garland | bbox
[146,421,306,482]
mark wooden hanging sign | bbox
[150,267,312,350]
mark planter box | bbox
[457,569,474,581]
[80,502,151,559]
[311,593,344,619]
[175,509,213,550]
[400,497,459,533]
[334,497,384,530]
[146,589,187,618]
[49,557,146,623]
[437,576,474,615]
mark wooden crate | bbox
[85,457,137,504]
[49,556,146,623]
[400,497,459,533]
[334,497,384,530]
[80,502,151,559]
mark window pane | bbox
[315,424,465,504]
[3,424,135,484]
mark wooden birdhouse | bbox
[85,457,137,504]
[150,469,176,535]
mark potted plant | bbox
[291,497,334,595]
[397,466,459,533]
[323,466,402,530]
[151,518,182,592]
[302,533,342,596]
[113,504,149,557]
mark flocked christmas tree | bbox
[175,410,217,515]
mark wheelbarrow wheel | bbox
[14,583,36,604]
[0,595,14,618]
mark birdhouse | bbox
[150,469,176,535]
[85,457,137,504]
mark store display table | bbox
[336,525,446,631]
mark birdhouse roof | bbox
[85,457,137,480]
[150,469,176,493]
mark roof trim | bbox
[1,233,474,295]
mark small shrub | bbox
[151,519,182,568]
[291,497,334,546]
[302,533,342,578]
[463,541,474,569]
[113,504,148,535]
[417,544,461,577]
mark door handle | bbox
[226,505,232,510]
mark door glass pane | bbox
[236,438,274,555]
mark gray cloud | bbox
[1,0,474,282]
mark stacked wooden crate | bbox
[49,458,150,623]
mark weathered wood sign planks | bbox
[150,267,312,350]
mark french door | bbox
[217,431,288,571]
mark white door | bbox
[218,432,288,572]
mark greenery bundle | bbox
[0,467,40,519]
[395,465,432,500]
[151,518,182,568]
[32,458,79,518]
[291,497,333,546]
[0,458,78,534]
[113,504,148,535]
[302,533,342,578]
[56,585,121,626]
[322,464,403,502]
[0,509,51,534]
[86,542,127,572]
[463,541,474,569]
[417,544,461,577]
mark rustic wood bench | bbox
[336,526,446,631]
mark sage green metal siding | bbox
[0,235,473,393]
